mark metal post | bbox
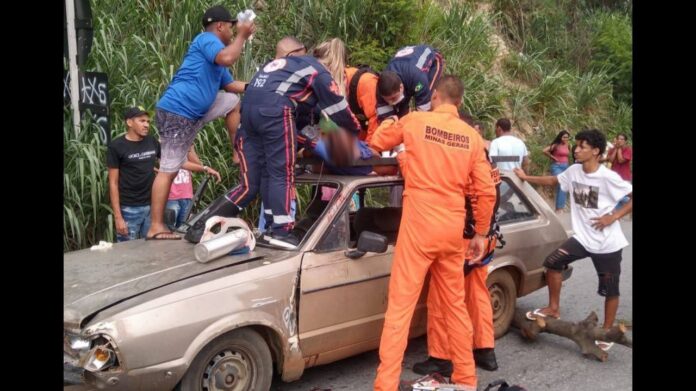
[65,0,81,136]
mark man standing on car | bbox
[514,129,632,352]
[370,75,496,391]
[184,43,362,246]
[145,5,255,240]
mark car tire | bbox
[177,328,273,391]
[487,269,517,339]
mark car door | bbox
[297,181,426,368]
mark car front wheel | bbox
[178,328,273,391]
[487,269,517,339]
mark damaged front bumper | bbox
[64,352,185,391]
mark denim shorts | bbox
[157,92,240,172]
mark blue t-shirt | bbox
[157,32,234,120]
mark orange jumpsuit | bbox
[345,67,379,142]
[427,258,495,358]
[370,104,496,390]
[427,174,498,358]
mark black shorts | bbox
[543,237,622,297]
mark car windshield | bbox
[234,179,341,250]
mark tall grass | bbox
[64,109,112,250]
[64,0,632,250]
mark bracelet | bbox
[202,165,209,173]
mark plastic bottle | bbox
[237,9,257,42]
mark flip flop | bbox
[595,340,615,352]
[145,231,181,240]
[525,308,560,321]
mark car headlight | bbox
[64,334,91,358]
[83,345,116,372]
[65,332,119,372]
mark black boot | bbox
[473,348,498,371]
[184,195,240,243]
[412,356,452,377]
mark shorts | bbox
[157,92,239,172]
[543,237,622,297]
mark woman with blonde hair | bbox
[313,38,347,96]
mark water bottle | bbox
[237,9,257,42]
[237,9,256,23]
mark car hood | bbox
[64,239,293,328]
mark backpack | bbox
[483,379,528,391]
[347,65,378,132]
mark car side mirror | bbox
[344,231,388,259]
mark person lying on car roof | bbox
[299,117,398,176]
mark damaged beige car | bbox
[64,171,571,390]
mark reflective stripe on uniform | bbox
[273,215,295,224]
[415,47,432,69]
[276,66,317,95]
[377,105,394,115]
[322,99,349,116]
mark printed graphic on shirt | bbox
[263,58,287,73]
[572,181,599,209]
[127,150,158,160]
[173,169,191,185]
[423,125,470,150]
[415,82,423,92]
[395,46,415,57]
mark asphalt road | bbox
[268,213,633,391]
[66,213,632,391]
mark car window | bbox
[497,178,537,224]
[314,207,349,252]
[350,183,403,245]
[292,183,339,244]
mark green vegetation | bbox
[64,0,632,250]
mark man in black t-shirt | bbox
[107,107,161,241]
[108,107,221,241]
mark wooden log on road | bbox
[511,309,632,361]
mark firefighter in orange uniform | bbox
[369,75,496,391]
[414,110,502,376]
[415,171,502,376]
[345,66,380,142]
